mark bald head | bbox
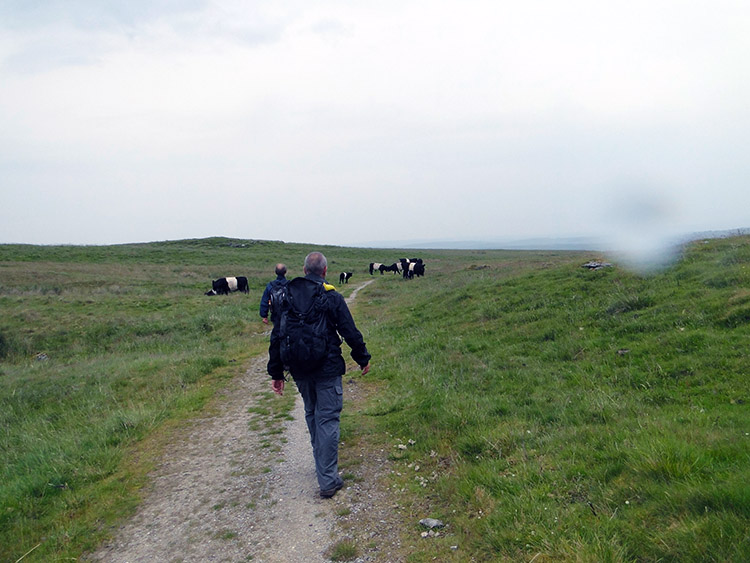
[275,263,287,276]
[304,252,327,276]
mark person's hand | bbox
[271,379,285,396]
[360,363,370,375]
[262,317,269,325]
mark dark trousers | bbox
[293,376,343,491]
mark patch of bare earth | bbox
[87,280,406,562]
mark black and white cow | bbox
[370,262,400,275]
[205,276,249,296]
[402,260,425,279]
[403,262,414,279]
[339,272,353,284]
[399,258,412,278]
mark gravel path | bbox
[87,280,392,563]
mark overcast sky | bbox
[1,1,749,253]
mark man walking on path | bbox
[267,252,371,498]
[259,263,288,325]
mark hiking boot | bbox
[320,478,344,499]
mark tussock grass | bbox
[328,538,359,561]
[0,238,356,561]
[3,236,749,561]
[349,236,750,561]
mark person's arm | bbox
[271,379,285,395]
[259,283,271,321]
[331,294,372,369]
[267,322,285,381]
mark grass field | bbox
[348,235,750,561]
[1,236,748,561]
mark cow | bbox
[398,258,424,279]
[403,261,426,279]
[371,262,400,275]
[205,276,249,296]
[369,262,384,275]
[339,272,353,284]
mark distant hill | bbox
[357,228,750,251]
[409,237,603,251]
[355,236,604,251]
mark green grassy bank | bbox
[350,236,750,561]
[2,236,748,561]
[0,238,379,561]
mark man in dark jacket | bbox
[259,263,288,324]
[267,252,371,498]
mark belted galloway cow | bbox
[205,276,249,296]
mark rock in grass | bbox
[419,518,444,529]
[582,261,612,270]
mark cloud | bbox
[0,1,748,246]
[0,0,207,30]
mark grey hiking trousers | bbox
[293,376,343,491]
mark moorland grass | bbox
[347,236,750,561]
[0,237,382,561]
[3,236,749,561]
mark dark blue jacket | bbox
[267,274,371,380]
[259,275,287,320]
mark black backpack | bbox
[278,283,330,369]
[268,281,287,323]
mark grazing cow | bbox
[339,272,353,284]
[205,276,249,296]
[403,262,414,279]
[399,258,422,272]
[371,262,399,275]
[403,261,426,279]
[403,263,415,279]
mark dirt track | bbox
[87,280,397,562]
